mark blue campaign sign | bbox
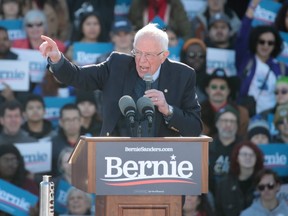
[44,96,76,129]
[252,0,282,26]
[277,31,288,65]
[150,16,167,29]
[258,144,288,177]
[0,179,38,216]
[54,180,72,214]
[73,42,113,65]
[0,19,26,40]
[168,38,184,62]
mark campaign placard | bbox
[0,19,26,40]
[14,141,52,173]
[0,179,38,216]
[181,0,207,21]
[168,38,184,62]
[206,48,236,76]
[258,144,288,177]
[277,31,288,65]
[96,141,202,195]
[252,0,282,27]
[11,48,47,83]
[73,42,113,65]
[0,60,29,91]
[44,96,76,129]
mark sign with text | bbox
[181,0,207,21]
[206,48,236,76]
[0,60,29,91]
[73,42,113,65]
[11,48,47,83]
[252,0,282,26]
[0,179,38,216]
[44,96,76,129]
[96,141,202,195]
[14,142,52,173]
[0,19,26,40]
[258,144,288,177]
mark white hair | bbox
[133,23,169,50]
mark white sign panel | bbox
[11,48,47,83]
[14,141,52,173]
[0,60,29,91]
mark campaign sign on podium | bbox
[95,141,202,195]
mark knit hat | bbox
[274,104,288,125]
[182,38,207,52]
[209,13,231,29]
[75,90,96,105]
[248,118,270,140]
[0,144,21,158]
[215,104,239,122]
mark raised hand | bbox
[39,35,62,63]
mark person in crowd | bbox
[96,16,134,63]
[13,9,66,51]
[21,0,70,41]
[22,94,56,141]
[247,117,271,145]
[0,144,39,215]
[75,90,102,136]
[182,194,215,216]
[65,187,92,215]
[51,104,83,176]
[0,0,23,20]
[209,104,243,195]
[205,13,235,49]
[67,0,116,41]
[33,69,76,97]
[191,0,241,40]
[240,168,288,215]
[215,141,264,216]
[0,100,37,145]
[272,103,288,143]
[65,11,107,62]
[274,1,288,32]
[180,38,207,103]
[236,0,288,117]
[128,0,192,41]
[0,26,18,60]
[40,23,202,137]
[201,68,249,137]
[53,147,73,187]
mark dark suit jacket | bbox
[49,52,202,137]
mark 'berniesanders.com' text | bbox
[125,147,173,152]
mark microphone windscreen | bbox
[143,73,153,82]
[118,95,136,115]
[136,97,154,114]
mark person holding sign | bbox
[39,23,202,137]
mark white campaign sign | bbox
[14,141,52,173]
[0,60,29,91]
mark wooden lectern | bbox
[68,136,212,216]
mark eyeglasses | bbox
[131,49,164,60]
[258,39,275,46]
[26,22,43,28]
[209,84,227,91]
[275,89,288,95]
[257,182,275,191]
[187,52,205,59]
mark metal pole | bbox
[40,175,54,216]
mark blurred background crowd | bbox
[0,0,288,215]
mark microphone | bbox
[137,97,154,128]
[118,95,136,128]
[143,73,153,90]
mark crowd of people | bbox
[1,0,288,215]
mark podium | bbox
[68,136,212,216]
